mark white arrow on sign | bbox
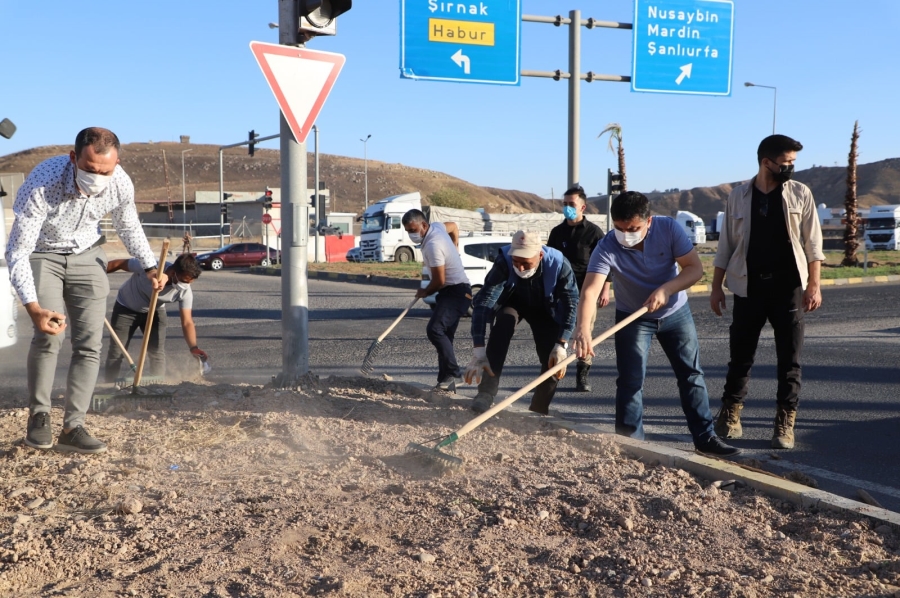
[451,49,471,75]
[675,63,693,85]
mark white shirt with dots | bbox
[4,155,157,305]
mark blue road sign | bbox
[400,0,521,85]
[632,0,734,96]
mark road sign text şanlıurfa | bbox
[632,0,734,96]
[400,0,521,85]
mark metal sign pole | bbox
[568,9,580,188]
[314,125,321,264]
[278,0,310,385]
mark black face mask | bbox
[768,161,794,183]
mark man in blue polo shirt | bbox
[573,191,740,457]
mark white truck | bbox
[675,210,706,245]
[1,193,18,349]
[358,192,597,263]
[358,192,423,262]
[865,204,900,251]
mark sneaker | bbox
[470,392,494,414]
[434,377,457,393]
[714,401,744,439]
[695,435,742,457]
[24,412,53,450]
[55,426,108,454]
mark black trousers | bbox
[104,302,168,382]
[722,281,804,409]
[425,282,471,383]
[478,304,562,414]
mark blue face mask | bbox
[562,206,578,221]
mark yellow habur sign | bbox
[429,19,495,46]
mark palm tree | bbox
[599,123,627,192]
[842,121,861,267]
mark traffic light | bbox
[248,130,259,157]
[263,188,273,210]
[299,0,352,27]
[221,192,233,215]
[607,169,624,197]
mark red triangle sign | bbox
[249,42,346,144]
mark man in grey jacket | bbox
[710,134,825,450]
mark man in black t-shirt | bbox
[710,135,825,450]
[547,185,612,392]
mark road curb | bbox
[250,267,900,294]
[249,266,421,289]
[396,380,900,530]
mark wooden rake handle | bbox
[133,239,170,389]
[375,297,419,343]
[452,307,650,442]
[104,318,135,368]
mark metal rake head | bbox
[406,441,463,468]
[359,339,384,376]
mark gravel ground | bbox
[1,377,899,598]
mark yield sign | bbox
[249,42,346,144]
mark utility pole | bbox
[277,0,310,386]
[521,12,632,188]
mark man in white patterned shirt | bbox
[4,127,166,454]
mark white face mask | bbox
[170,272,191,292]
[514,266,538,279]
[615,228,645,248]
[408,232,423,244]
[74,164,112,196]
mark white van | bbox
[420,235,513,315]
[0,193,18,349]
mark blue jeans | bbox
[614,304,715,444]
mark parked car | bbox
[195,243,280,271]
[419,235,513,316]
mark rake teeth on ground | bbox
[406,442,464,468]
[360,340,383,375]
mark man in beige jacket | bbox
[709,134,824,450]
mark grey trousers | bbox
[28,247,109,429]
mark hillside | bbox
[630,158,900,222]
[0,143,555,215]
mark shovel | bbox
[408,307,650,467]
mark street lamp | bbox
[360,134,371,209]
[744,82,777,135]
[181,148,193,226]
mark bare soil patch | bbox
[1,378,899,597]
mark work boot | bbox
[714,401,744,439]
[772,406,797,449]
[575,361,592,393]
[470,392,494,414]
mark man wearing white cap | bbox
[464,230,579,415]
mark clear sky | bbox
[1,0,898,201]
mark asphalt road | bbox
[2,269,899,512]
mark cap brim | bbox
[509,247,540,258]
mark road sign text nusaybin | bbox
[632,0,734,96]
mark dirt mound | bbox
[1,378,898,597]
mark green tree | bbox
[428,188,474,211]
[842,121,861,267]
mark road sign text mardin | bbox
[645,6,722,57]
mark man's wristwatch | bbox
[144,266,157,273]
[557,341,568,349]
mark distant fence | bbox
[100,218,231,240]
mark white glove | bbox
[548,344,568,380]
[201,361,212,376]
[464,346,495,385]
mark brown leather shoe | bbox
[772,406,797,449]
[714,402,744,439]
